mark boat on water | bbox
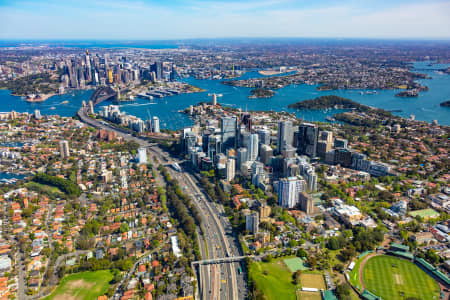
[325,116,335,122]
[365,90,378,95]
[61,100,69,104]
[50,107,56,110]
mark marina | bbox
[0,62,449,130]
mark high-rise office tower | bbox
[334,138,348,149]
[317,130,333,157]
[259,205,271,220]
[238,127,250,148]
[104,53,109,70]
[211,93,217,105]
[277,121,293,154]
[226,158,235,182]
[257,129,271,145]
[152,116,160,133]
[170,64,176,82]
[33,109,41,120]
[246,133,259,161]
[138,148,147,165]
[278,177,304,208]
[245,212,259,234]
[260,144,273,165]
[334,148,353,167]
[108,70,113,84]
[151,62,163,81]
[59,140,70,159]
[295,123,319,157]
[221,117,237,151]
[240,113,252,131]
[237,147,248,170]
[299,192,314,214]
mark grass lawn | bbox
[409,208,439,219]
[249,257,299,300]
[348,252,373,291]
[296,291,322,300]
[25,181,63,196]
[300,273,326,290]
[362,255,440,300]
[44,270,113,300]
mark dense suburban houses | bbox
[0,40,448,300]
[0,111,195,299]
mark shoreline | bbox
[24,93,55,103]
[258,70,291,76]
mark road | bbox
[113,243,165,299]
[78,106,247,299]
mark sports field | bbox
[249,256,299,300]
[296,291,322,300]
[284,257,308,272]
[348,252,373,291]
[300,273,326,289]
[44,270,113,300]
[362,255,440,300]
[409,208,439,219]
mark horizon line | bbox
[1,37,450,42]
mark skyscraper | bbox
[138,148,147,165]
[245,212,259,234]
[152,116,160,133]
[59,140,70,159]
[240,113,252,131]
[226,158,235,182]
[295,123,319,157]
[317,130,333,157]
[33,109,41,120]
[299,192,314,214]
[151,62,163,81]
[246,133,259,161]
[278,176,305,208]
[260,144,273,165]
[277,121,293,154]
[170,64,176,82]
[257,128,271,145]
[237,147,248,170]
[334,138,348,149]
[108,69,113,84]
[221,117,237,151]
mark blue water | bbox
[0,172,26,181]
[0,62,449,130]
[0,40,178,49]
[0,142,24,147]
[0,89,92,117]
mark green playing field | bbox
[284,257,308,272]
[362,255,440,300]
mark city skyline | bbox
[0,0,450,40]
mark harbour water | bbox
[0,62,449,130]
[0,172,26,183]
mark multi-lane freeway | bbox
[77,107,247,299]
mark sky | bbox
[0,0,449,40]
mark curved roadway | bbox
[77,107,246,299]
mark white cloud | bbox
[0,0,449,39]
